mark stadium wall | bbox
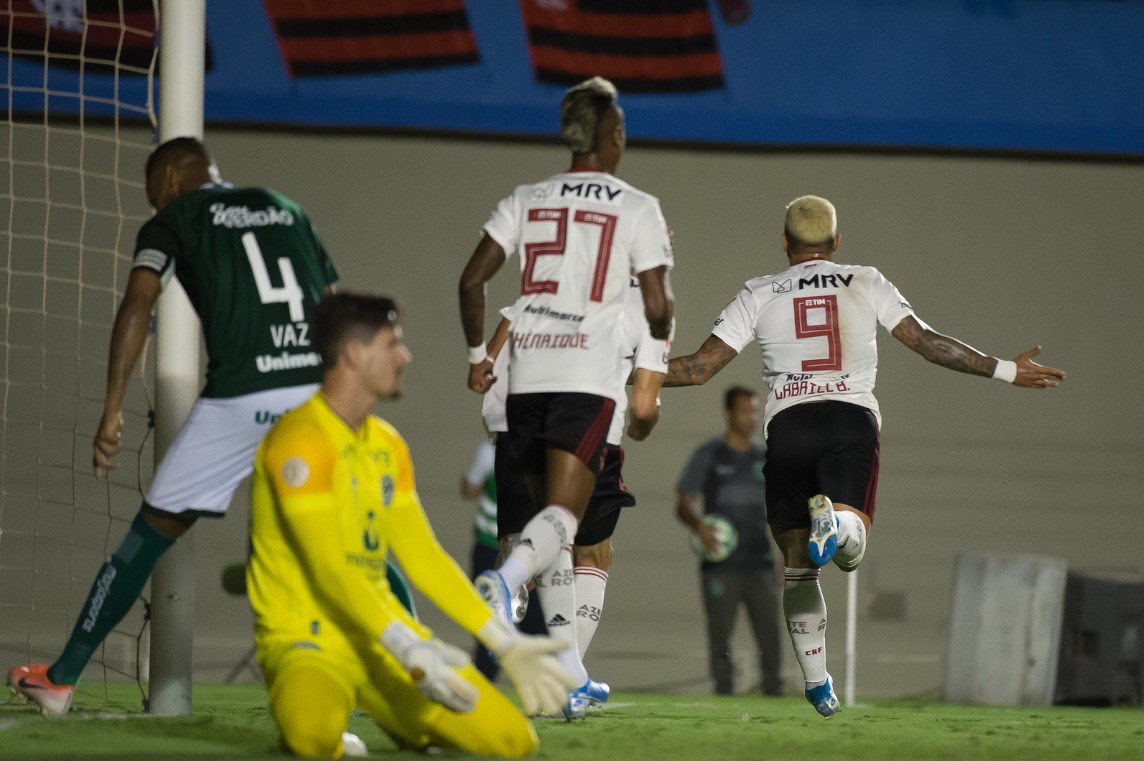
[12,123,1142,697]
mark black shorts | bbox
[495,392,617,539]
[576,445,636,546]
[764,400,880,533]
[494,430,531,539]
[496,438,634,543]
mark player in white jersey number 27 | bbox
[458,77,673,716]
[663,195,1066,718]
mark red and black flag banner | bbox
[263,0,480,78]
[520,0,724,93]
[2,0,157,74]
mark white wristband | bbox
[992,359,1017,383]
[379,620,420,660]
[467,343,488,365]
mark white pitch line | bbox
[591,701,639,711]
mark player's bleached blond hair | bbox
[561,76,619,154]
[784,195,838,246]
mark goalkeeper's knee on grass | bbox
[272,665,352,759]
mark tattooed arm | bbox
[891,315,1066,389]
[663,334,738,387]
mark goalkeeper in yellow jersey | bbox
[248,292,576,759]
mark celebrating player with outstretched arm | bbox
[458,76,674,716]
[664,195,1065,718]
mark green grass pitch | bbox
[1,683,1141,760]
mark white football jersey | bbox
[483,170,673,402]
[607,277,673,445]
[483,280,672,445]
[482,306,516,434]
[712,259,915,433]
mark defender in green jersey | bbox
[134,181,336,398]
[7,137,346,715]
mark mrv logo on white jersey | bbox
[560,181,623,202]
[773,273,855,293]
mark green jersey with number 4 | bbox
[133,184,339,398]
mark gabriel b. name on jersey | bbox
[774,373,851,400]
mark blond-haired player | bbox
[249,292,575,758]
[664,195,1066,717]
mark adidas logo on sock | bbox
[547,614,571,627]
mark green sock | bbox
[48,511,174,686]
[385,560,417,621]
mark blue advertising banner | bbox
[5,0,1143,156]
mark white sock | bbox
[835,510,861,547]
[784,567,828,685]
[535,546,588,686]
[573,566,608,658]
[834,511,867,570]
[497,505,579,592]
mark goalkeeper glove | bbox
[478,616,577,716]
[380,621,479,713]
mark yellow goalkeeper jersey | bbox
[248,392,494,653]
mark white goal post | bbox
[145,0,204,718]
[1,0,206,717]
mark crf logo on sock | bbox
[804,647,823,656]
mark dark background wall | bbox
[182,128,1141,696]
[3,0,1142,698]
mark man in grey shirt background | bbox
[675,386,783,697]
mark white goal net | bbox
[2,0,158,707]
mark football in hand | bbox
[690,515,739,563]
